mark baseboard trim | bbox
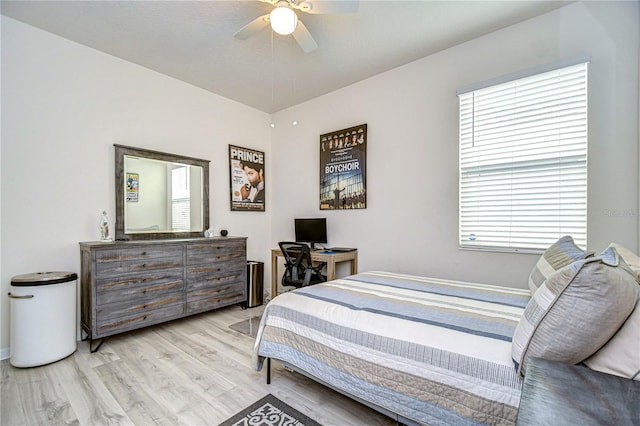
[0,347,10,361]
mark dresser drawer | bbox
[186,258,245,289]
[186,240,245,265]
[97,292,183,317]
[96,245,183,262]
[96,269,184,305]
[95,245,184,276]
[96,255,184,276]
[186,282,245,314]
[96,301,184,338]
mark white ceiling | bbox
[1,0,571,113]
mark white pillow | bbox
[607,242,640,282]
[584,300,640,380]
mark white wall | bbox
[0,16,272,355]
[124,157,168,230]
[271,2,639,286]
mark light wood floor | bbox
[1,304,395,426]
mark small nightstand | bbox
[516,357,639,425]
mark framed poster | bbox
[320,123,367,210]
[229,145,265,212]
[126,172,139,202]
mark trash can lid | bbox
[11,271,78,286]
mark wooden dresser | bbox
[79,237,246,345]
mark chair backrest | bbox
[278,242,314,286]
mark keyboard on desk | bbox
[327,247,356,252]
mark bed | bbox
[252,271,531,426]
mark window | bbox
[458,61,588,251]
[171,165,190,231]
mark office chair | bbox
[278,242,327,289]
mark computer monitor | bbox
[294,218,327,249]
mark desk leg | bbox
[350,256,358,275]
[326,258,337,281]
[271,251,278,299]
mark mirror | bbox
[115,144,210,240]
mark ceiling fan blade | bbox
[292,20,318,53]
[299,0,359,14]
[233,14,270,40]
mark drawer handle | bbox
[8,292,34,299]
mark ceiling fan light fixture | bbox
[270,4,298,35]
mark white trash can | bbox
[9,271,77,367]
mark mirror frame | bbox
[114,144,210,240]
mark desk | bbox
[270,249,358,298]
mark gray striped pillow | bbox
[512,247,639,376]
[528,235,593,293]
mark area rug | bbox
[228,316,262,338]
[219,394,322,426]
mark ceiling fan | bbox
[234,0,359,53]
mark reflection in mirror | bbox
[124,156,203,233]
[115,145,210,240]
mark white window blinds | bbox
[458,62,588,251]
[171,166,191,231]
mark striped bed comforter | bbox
[252,271,531,426]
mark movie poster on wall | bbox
[229,145,265,212]
[320,124,367,210]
